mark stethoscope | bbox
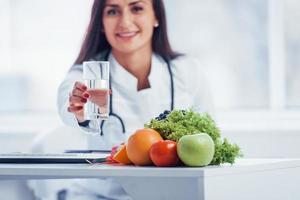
[99,51,174,136]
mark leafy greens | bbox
[145,109,242,165]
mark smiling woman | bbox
[102,0,158,55]
[57,0,214,199]
[102,0,159,90]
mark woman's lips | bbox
[116,31,139,40]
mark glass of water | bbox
[83,61,110,120]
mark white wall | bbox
[0,0,12,72]
[165,0,269,109]
[8,0,93,111]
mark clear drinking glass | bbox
[83,61,110,120]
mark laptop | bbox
[0,152,110,164]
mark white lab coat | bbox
[57,52,214,200]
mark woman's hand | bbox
[84,89,110,107]
[67,82,89,122]
[68,82,111,122]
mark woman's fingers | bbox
[85,89,109,106]
[83,89,111,96]
[67,82,87,121]
[69,85,111,111]
[69,83,89,104]
[86,89,109,97]
[71,88,85,97]
[67,105,83,113]
[69,95,87,104]
[74,81,87,92]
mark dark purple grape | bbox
[164,110,171,115]
[155,110,170,121]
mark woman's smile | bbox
[116,31,140,41]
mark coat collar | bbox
[106,52,169,94]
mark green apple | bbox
[177,133,215,167]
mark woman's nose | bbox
[118,11,133,28]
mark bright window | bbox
[0,0,93,112]
[286,0,300,108]
[166,0,269,110]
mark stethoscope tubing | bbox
[100,52,174,136]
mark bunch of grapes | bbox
[155,110,171,121]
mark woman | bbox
[57,0,213,199]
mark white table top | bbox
[1,158,300,180]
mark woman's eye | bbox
[106,9,118,16]
[131,6,143,13]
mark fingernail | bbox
[83,93,89,98]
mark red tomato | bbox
[149,140,180,167]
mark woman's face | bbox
[102,0,158,54]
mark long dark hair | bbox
[74,0,180,65]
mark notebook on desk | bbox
[0,152,110,164]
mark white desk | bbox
[0,159,299,200]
